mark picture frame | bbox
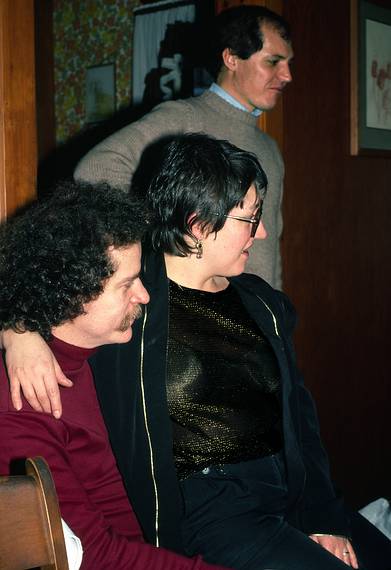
[132,1,198,107]
[350,0,391,155]
[85,63,116,124]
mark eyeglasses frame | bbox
[220,203,263,238]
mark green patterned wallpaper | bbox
[54,0,141,144]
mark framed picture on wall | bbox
[85,63,116,124]
[132,0,214,108]
[350,0,391,155]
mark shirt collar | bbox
[209,83,262,117]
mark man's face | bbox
[64,243,149,348]
[220,24,293,112]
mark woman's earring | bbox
[195,239,203,259]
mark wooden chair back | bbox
[0,456,69,569]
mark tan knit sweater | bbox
[75,91,284,288]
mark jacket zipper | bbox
[255,294,280,337]
[139,291,160,546]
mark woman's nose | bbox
[254,220,267,240]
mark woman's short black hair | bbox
[132,133,267,257]
[0,181,148,339]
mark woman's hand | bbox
[3,329,72,418]
[309,534,358,567]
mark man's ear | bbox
[222,47,238,71]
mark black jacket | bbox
[91,249,348,553]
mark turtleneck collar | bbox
[49,336,98,374]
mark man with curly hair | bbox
[0,181,230,570]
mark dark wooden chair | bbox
[0,456,69,569]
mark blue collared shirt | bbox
[209,83,262,117]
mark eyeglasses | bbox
[220,203,263,238]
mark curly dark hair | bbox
[132,133,267,257]
[0,181,148,339]
[207,5,291,78]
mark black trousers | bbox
[180,454,391,570]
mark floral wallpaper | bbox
[54,0,141,144]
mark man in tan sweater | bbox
[75,6,293,289]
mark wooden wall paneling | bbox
[35,0,55,162]
[282,0,391,508]
[0,0,37,221]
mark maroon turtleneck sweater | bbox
[0,337,230,570]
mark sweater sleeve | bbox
[0,412,231,570]
[74,100,192,190]
[269,138,284,291]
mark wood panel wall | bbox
[282,0,391,508]
[0,0,37,220]
[35,0,55,162]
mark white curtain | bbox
[132,0,196,105]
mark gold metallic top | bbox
[167,281,282,480]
